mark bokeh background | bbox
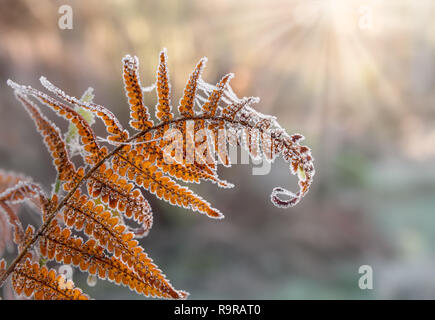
[1,0,435,299]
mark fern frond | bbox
[201,73,233,116]
[57,189,153,266]
[123,55,154,131]
[0,202,24,247]
[2,49,315,300]
[196,74,234,168]
[0,181,44,205]
[0,170,42,256]
[111,148,223,218]
[206,120,229,167]
[39,77,129,143]
[220,96,259,121]
[15,93,77,183]
[127,140,232,187]
[54,190,134,250]
[86,163,153,230]
[7,80,105,165]
[155,48,173,122]
[55,191,186,298]
[218,98,315,207]
[178,57,207,117]
[40,220,185,299]
[0,180,47,251]
[12,257,89,300]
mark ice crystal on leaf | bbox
[0,49,314,299]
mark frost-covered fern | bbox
[0,50,314,299]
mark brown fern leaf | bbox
[56,191,187,298]
[56,189,144,249]
[185,70,231,170]
[2,50,315,300]
[0,170,38,255]
[174,59,218,177]
[40,220,185,299]
[0,179,45,248]
[243,127,261,160]
[157,155,231,187]
[155,48,174,123]
[59,190,133,252]
[0,181,45,205]
[111,148,223,218]
[14,93,77,182]
[220,96,259,121]
[129,138,232,187]
[0,202,24,247]
[123,55,154,131]
[197,74,234,167]
[30,80,152,228]
[150,52,219,181]
[12,257,89,300]
[207,120,230,167]
[219,99,315,207]
[201,73,233,116]
[120,54,226,211]
[85,163,153,231]
[178,57,207,117]
[40,77,129,143]
[134,128,218,183]
[7,80,105,165]
[175,120,218,180]
[34,79,156,226]
[0,186,45,253]
[0,181,48,242]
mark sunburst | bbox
[211,0,434,140]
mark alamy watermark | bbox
[358,265,373,290]
[58,264,73,290]
[58,4,73,30]
[159,121,272,176]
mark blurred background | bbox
[1,0,435,299]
